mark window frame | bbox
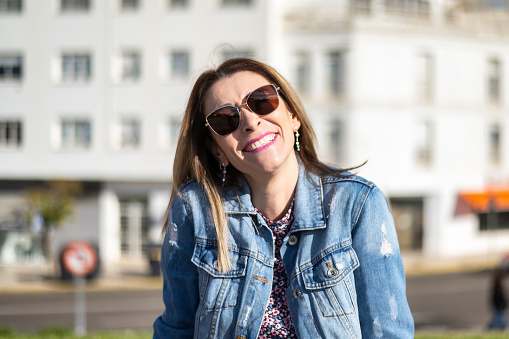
[0,120,22,149]
[0,55,23,82]
[0,0,22,13]
[120,51,141,82]
[384,0,430,19]
[60,119,91,149]
[328,50,345,99]
[488,58,502,106]
[488,123,501,166]
[120,0,139,11]
[294,51,311,96]
[415,120,433,167]
[61,53,92,83]
[416,52,434,104]
[119,118,141,149]
[221,0,253,6]
[60,0,90,12]
[221,49,254,63]
[169,51,190,81]
[169,0,188,9]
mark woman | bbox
[153,58,414,338]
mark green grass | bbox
[0,327,151,338]
[0,327,507,338]
[415,333,508,339]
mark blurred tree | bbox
[26,180,83,276]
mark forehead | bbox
[204,71,270,115]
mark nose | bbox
[240,105,261,132]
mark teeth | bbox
[245,134,275,151]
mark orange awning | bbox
[455,185,509,215]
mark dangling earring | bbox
[220,162,227,186]
[294,129,301,152]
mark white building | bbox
[1,0,508,272]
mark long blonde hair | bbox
[165,57,349,271]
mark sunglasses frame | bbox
[205,84,281,136]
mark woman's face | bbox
[204,71,301,181]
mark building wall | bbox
[1,0,509,267]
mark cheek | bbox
[216,137,241,155]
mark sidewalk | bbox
[0,253,503,295]
[0,259,163,294]
[402,252,502,276]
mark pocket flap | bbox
[192,242,248,278]
[301,243,359,290]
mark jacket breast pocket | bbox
[192,242,248,310]
[301,243,359,317]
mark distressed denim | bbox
[153,165,414,338]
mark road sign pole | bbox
[74,275,86,336]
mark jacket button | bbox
[288,235,298,245]
[293,288,302,299]
[327,267,339,278]
[213,260,219,269]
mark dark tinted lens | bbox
[246,85,279,116]
[207,107,240,136]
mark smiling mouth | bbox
[244,134,276,152]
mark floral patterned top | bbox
[255,200,297,338]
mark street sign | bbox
[60,240,98,336]
[61,240,98,277]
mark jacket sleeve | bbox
[351,185,415,338]
[153,191,199,339]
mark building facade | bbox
[1,0,509,271]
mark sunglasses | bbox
[205,84,280,136]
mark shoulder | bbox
[322,172,374,188]
[168,180,208,218]
[319,169,388,212]
[173,179,207,203]
[319,165,375,193]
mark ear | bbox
[206,139,230,167]
[290,112,301,131]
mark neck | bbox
[244,155,299,221]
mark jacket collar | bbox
[223,161,326,232]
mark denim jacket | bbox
[153,165,414,338]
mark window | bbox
[170,51,189,80]
[0,120,22,148]
[415,121,433,166]
[488,58,501,105]
[385,0,430,18]
[121,0,139,10]
[120,51,141,82]
[352,0,371,15]
[294,51,311,95]
[389,197,424,250]
[489,124,501,165]
[168,117,181,147]
[120,200,149,257]
[479,211,509,231]
[61,119,91,149]
[466,0,509,11]
[61,54,91,82]
[119,119,140,149]
[0,0,22,12]
[61,0,89,12]
[329,118,343,163]
[160,116,182,150]
[416,53,433,104]
[328,51,345,98]
[169,0,187,8]
[0,55,22,82]
[222,0,252,5]
[221,49,254,62]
